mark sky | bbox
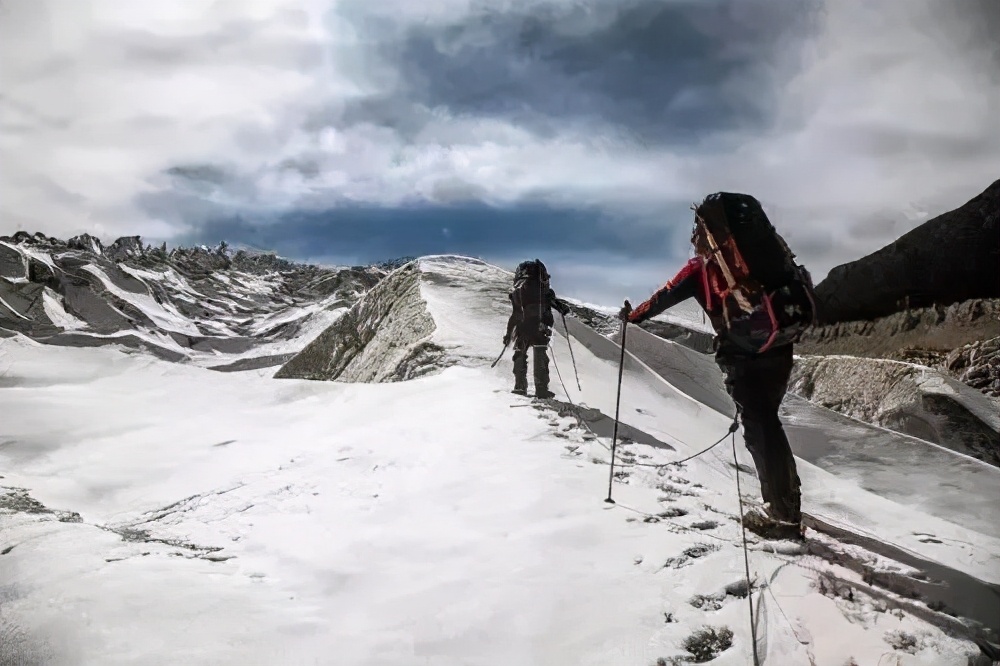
[1,0,998,305]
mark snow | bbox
[1,256,995,666]
[42,287,88,330]
[81,264,202,336]
[0,240,58,275]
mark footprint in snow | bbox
[689,580,750,611]
[662,543,720,569]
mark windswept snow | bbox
[2,255,998,665]
[0,234,383,369]
[81,264,203,336]
[41,288,87,331]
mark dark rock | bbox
[0,242,25,279]
[105,236,145,261]
[67,233,105,255]
[798,298,1000,359]
[815,179,999,324]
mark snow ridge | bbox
[0,231,387,369]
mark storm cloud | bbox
[1,0,997,301]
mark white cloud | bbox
[1,0,996,283]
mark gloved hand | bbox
[502,333,511,346]
[555,300,571,316]
[618,300,633,322]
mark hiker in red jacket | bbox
[619,193,816,537]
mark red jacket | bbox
[628,258,728,326]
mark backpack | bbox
[693,192,817,354]
[511,259,554,327]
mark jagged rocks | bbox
[67,233,105,254]
[791,355,1000,465]
[944,337,1000,397]
[275,262,441,382]
[104,236,146,262]
[797,298,1000,360]
[0,231,386,365]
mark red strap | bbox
[758,292,780,353]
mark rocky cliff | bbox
[814,180,999,324]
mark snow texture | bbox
[2,255,997,666]
[0,235,380,370]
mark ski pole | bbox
[560,312,582,392]
[490,340,510,368]
[605,300,630,504]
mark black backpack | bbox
[693,193,817,353]
[511,259,554,326]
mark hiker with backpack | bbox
[503,259,571,399]
[618,193,816,537]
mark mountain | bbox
[814,179,1000,324]
[3,255,999,664]
[0,231,387,370]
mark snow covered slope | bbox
[2,255,997,665]
[277,256,520,381]
[0,232,386,369]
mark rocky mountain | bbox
[0,231,387,370]
[814,179,999,324]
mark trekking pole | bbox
[733,429,761,666]
[605,300,630,504]
[560,313,582,392]
[490,341,510,368]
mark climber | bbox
[504,259,571,399]
[619,193,817,538]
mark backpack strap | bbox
[694,211,754,314]
[757,292,780,353]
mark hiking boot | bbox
[511,388,527,396]
[535,389,556,399]
[742,508,803,541]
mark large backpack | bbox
[693,193,817,353]
[511,259,554,327]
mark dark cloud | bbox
[165,165,232,186]
[334,0,821,145]
[177,202,693,267]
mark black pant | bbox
[512,320,551,394]
[716,344,801,523]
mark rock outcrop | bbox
[275,262,443,382]
[814,179,999,324]
[944,337,1000,398]
[790,355,1000,466]
[797,299,1000,359]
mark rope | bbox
[612,417,739,469]
[733,430,761,666]
[546,344,741,469]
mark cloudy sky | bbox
[2,0,998,304]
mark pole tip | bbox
[604,498,616,504]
